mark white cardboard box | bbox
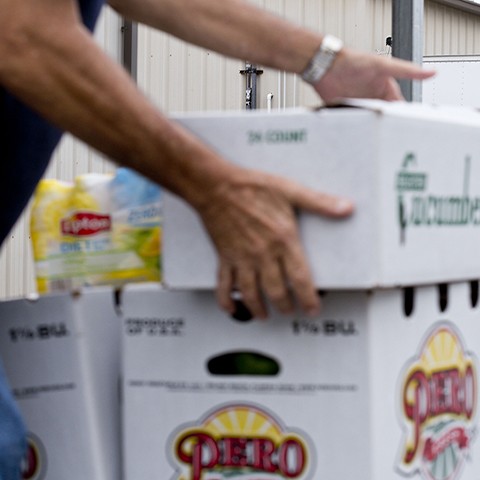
[164,101,480,289]
[122,282,480,480]
[0,288,121,480]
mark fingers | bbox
[385,57,436,81]
[216,238,320,320]
[317,48,435,103]
[258,258,294,314]
[277,176,354,218]
[235,266,268,319]
[281,243,321,316]
[216,261,318,320]
[217,263,235,315]
[217,261,287,320]
[217,262,268,319]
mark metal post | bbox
[240,63,263,110]
[121,19,138,82]
[392,0,424,102]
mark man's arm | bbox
[107,0,435,102]
[108,0,320,75]
[0,0,352,318]
[0,0,228,206]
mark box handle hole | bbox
[438,283,448,312]
[207,351,280,376]
[229,291,254,322]
[403,287,415,317]
[231,300,254,322]
[470,280,479,308]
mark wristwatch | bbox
[301,34,343,85]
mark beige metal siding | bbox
[425,1,480,54]
[137,30,245,112]
[3,0,480,299]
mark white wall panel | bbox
[4,0,480,299]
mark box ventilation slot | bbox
[438,283,448,313]
[470,280,479,308]
[207,351,280,376]
[403,287,415,317]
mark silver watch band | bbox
[301,35,343,85]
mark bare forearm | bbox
[108,0,321,75]
[0,5,235,209]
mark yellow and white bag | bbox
[30,168,162,294]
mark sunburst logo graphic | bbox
[397,323,478,480]
[170,403,313,480]
[21,433,47,480]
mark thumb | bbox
[279,176,354,218]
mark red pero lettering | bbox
[176,432,306,480]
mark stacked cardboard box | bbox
[163,100,480,289]
[121,282,480,480]
[0,288,121,480]
[122,101,480,480]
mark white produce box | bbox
[0,288,121,480]
[122,282,480,480]
[165,100,480,289]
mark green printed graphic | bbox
[396,153,480,244]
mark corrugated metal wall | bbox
[425,1,480,54]
[2,0,480,299]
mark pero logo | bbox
[170,403,313,480]
[21,433,47,480]
[397,323,478,480]
[61,212,111,236]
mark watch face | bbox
[323,34,343,54]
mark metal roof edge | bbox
[431,0,480,16]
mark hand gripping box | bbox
[164,100,480,289]
[122,282,480,480]
[0,288,121,480]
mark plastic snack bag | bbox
[30,168,162,294]
[108,168,162,285]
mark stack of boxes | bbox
[3,100,480,479]
[122,101,480,479]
